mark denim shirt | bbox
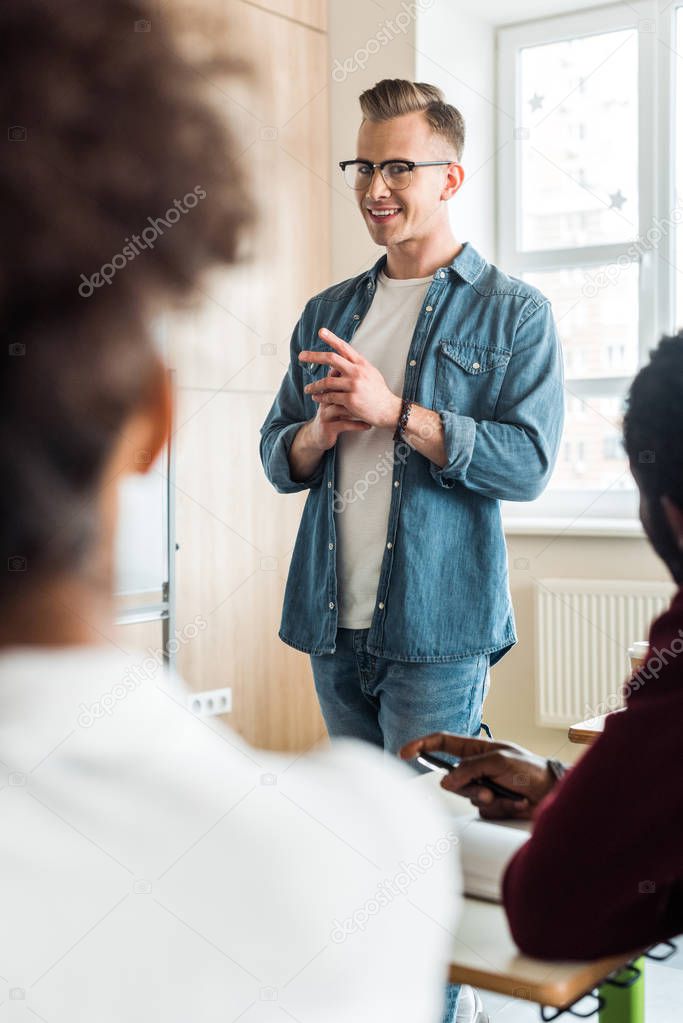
[259,242,564,663]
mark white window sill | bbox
[503,517,644,539]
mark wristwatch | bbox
[546,758,568,784]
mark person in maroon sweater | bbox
[401,332,683,960]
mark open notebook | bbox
[416,771,531,903]
[449,814,531,903]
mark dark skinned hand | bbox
[400,732,558,821]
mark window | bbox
[498,3,680,532]
[603,435,623,460]
[519,27,639,252]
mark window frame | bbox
[497,1,678,533]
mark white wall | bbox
[473,0,606,26]
[328,0,419,283]
[416,1,497,260]
[328,0,498,279]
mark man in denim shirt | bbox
[260,80,563,775]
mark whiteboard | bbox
[113,322,172,603]
[114,453,168,597]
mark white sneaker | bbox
[455,985,489,1023]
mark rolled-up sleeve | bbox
[259,308,326,495]
[429,300,564,501]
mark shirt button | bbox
[327,481,332,488]
[438,271,445,278]
[329,602,335,609]
[409,359,416,367]
[472,362,480,370]
[426,305,433,312]
[378,602,384,610]
[386,542,392,549]
[394,480,399,488]
[352,314,360,320]
[329,542,334,550]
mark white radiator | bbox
[534,578,675,727]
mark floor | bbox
[479,941,683,1021]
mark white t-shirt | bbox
[0,645,461,1022]
[335,270,433,628]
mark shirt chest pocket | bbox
[432,340,511,420]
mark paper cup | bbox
[628,641,650,672]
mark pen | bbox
[416,751,526,802]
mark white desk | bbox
[448,896,635,1008]
[569,709,626,746]
[415,772,641,1012]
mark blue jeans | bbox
[310,628,490,1023]
[309,627,489,756]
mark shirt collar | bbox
[446,241,487,285]
[361,241,486,291]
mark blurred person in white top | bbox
[0,1,460,1021]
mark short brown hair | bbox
[359,79,465,161]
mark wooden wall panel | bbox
[174,389,327,750]
[239,0,327,32]
[169,0,330,751]
[111,619,164,657]
[168,2,330,390]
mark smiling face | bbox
[354,110,462,248]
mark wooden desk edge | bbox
[567,724,598,745]
[449,950,636,1008]
[569,709,627,746]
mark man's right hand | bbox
[400,732,559,821]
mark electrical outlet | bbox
[188,687,232,717]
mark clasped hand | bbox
[299,328,402,431]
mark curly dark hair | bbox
[623,333,683,507]
[0,0,252,592]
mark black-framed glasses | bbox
[339,158,454,191]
